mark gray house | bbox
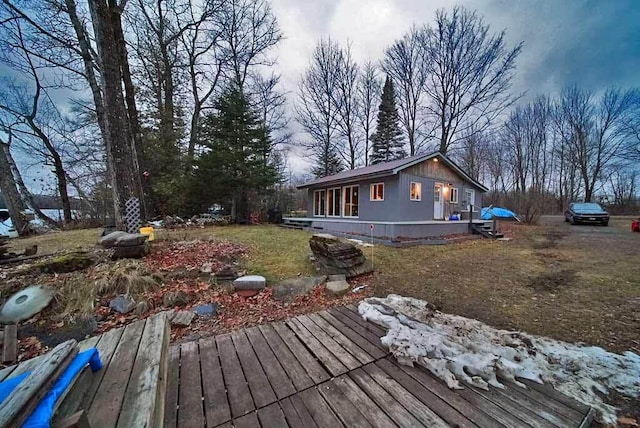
[284,152,490,239]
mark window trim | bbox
[450,187,459,204]
[313,189,326,217]
[327,187,341,217]
[343,185,359,218]
[370,182,385,201]
[463,188,476,211]
[410,182,422,201]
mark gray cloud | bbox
[271,0,640,174]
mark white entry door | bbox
[434,183,444,219]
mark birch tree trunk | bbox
[0,140,29,234]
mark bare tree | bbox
[556,86,636,202]
[296,38,343,177]
[216,0,282,89]
[0,17,73,223]
[249,72,290,152]
[332,44,360,169]
[382,26,429,156]
[181,0,224,169]
[0,136,29,233]
[357,61,381,166]
[423,6,522,153]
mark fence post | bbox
[468,204,473,233]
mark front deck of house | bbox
[282,217,492,240]
[165,305,594,428]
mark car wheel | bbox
[603,221,609,227]
[564,215,569,222]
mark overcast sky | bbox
[12,0,640,191]
[269,0,640,174]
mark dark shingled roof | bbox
[298,151,488,192]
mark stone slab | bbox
[234,275,266,291]
[326,280,350,296]
[273,276,326,302]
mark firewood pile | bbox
[0,236,37,262]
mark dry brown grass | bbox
[8,218,639,354]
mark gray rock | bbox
[109,294,136,314]
[134,300,151,316]
[112,243,150,260]
[163,290,191,307]
[200,262,213,274]
[234,275,266,291]
[171,310,196,326]
[328,274,346,282]
[101,231,149,248]
[193,303,219,317]
[273,276,326,302]
[215,265,238,280]
[100,231,129,248]
[326,280,350,296]
[309,234,373,278]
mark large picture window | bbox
[327,188,341,217]
[410,182,422,201]
[313,190,326,216]
[370,183,384,201]
[343,185,359,217]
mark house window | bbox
[410,182,421,201]
[343,185,359,217]
[327,188,341,217]
[313,190,326,216]
[370,183,384,201]
[450,187,459,204]
[464,189,475,210]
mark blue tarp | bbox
[0,348,102,428]
[481,206,520,221]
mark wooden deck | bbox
[165,305,594,428]
[0,312,170,427]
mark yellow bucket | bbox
[139,226,155,241]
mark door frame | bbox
[434,182,444,220]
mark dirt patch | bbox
[531,229,568,249]
[528,269,576,292]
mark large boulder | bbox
[309,234,373,278]
[101,231,150,259]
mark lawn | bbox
[7,217,639,354]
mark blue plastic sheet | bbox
[481,206,520,221]
[0,348,102,428]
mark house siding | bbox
[304,156,484,230]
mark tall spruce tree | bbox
[190,86,278,221]
[370,76,406,164]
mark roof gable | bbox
[298,152,488,192]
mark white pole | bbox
[370,225,374,270]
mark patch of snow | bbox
[346,238,374,247]
[359,295,640,425]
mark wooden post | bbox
[2,324,17,364]
[468,204,473,233]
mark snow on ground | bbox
[359,295,640,425]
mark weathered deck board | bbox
[117,313,169,428]
[199,336,231,427]
[88,320,145,428]
[245,326,296,399]
[163,346,180,428]
[167,305,594,428]
[216,333,254,418]
[272,322,331,383]
[230,329,277,408]
[178,341,204,428]
[257,324,315,391]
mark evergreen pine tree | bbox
[311,145,344,178]
[190,86,278,220]
[370,76,406,164]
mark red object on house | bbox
[250,213,260,225]
[632,219,640,232]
